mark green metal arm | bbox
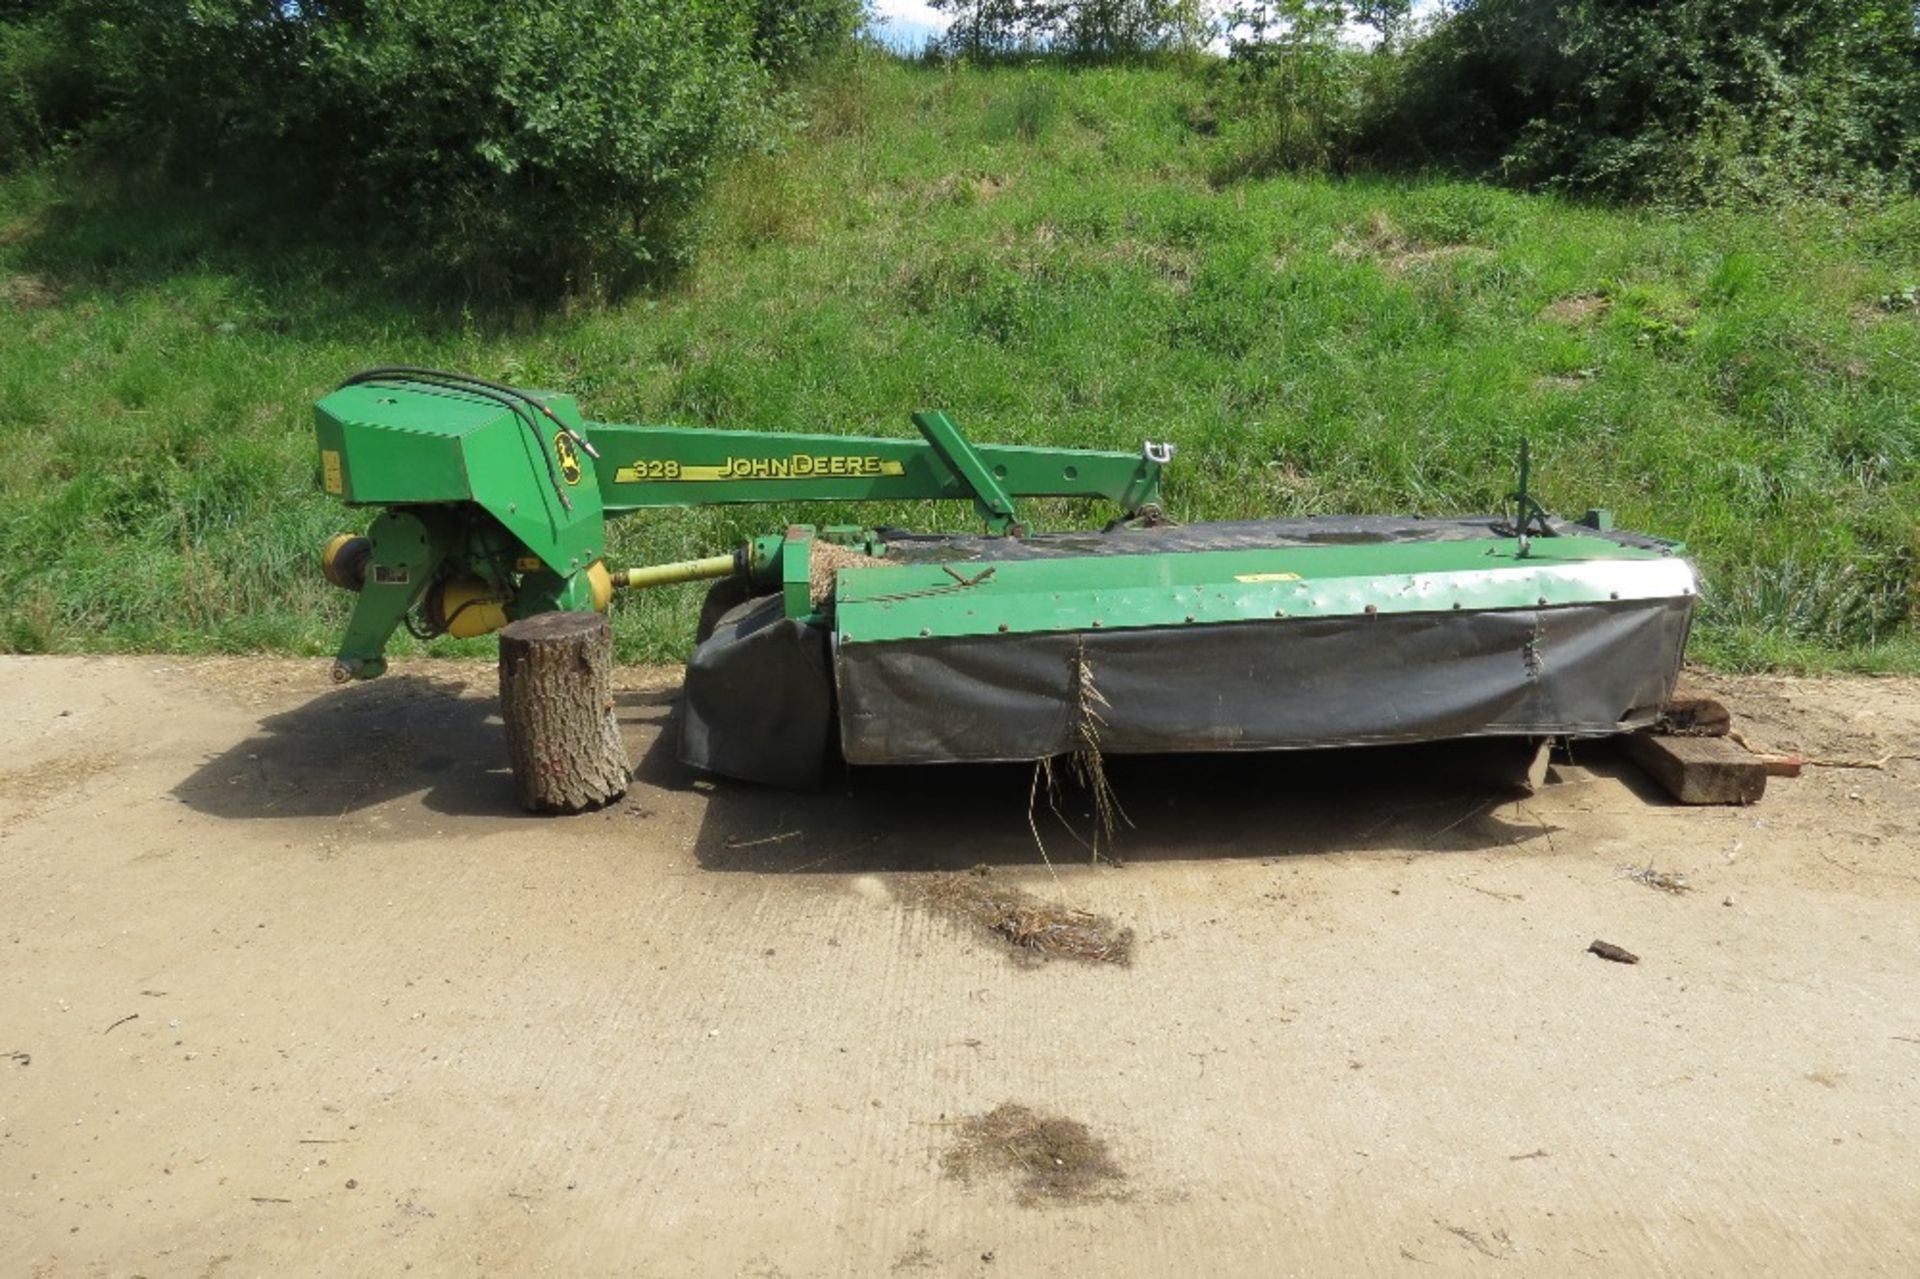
[584,415,1166,521]
[314,376,1175,682]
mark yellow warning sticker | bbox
[321,449,343,495]
[1234,571,1303,583]
[614,455,907,483]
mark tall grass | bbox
[1,57,1916,672]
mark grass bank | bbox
[2,58,1916,671]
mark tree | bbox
[1213,2,1396,177]
[931,0,1208,62]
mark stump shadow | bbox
[172,675,522,822]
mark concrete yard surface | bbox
[2,655,1918,1275]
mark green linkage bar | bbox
[584,420,1164,517]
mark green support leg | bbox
[513,567,601,618]
[781,525,816,619]
[332,509,451,682]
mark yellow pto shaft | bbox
[611,554,739,591]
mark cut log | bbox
[1623,731,1766,806]
[498,611,630,814]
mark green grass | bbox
[2,56,1917,672]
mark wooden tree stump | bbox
[498,611,630,813]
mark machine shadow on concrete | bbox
[629,694,1569,874]
[175,678,1570,866]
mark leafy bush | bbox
[0,19,50,168]
[1208,1,1402,181]
[1373,0,1920,204]
[0,6,101,170]
[300,2,770,292]
[751,0,866,72]
[2,1,860,293]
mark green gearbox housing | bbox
[314,368,1696,789]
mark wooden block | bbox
[1521,738,1552,794]
[1624,731,1767,805]
[1660,691,1732,737]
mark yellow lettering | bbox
[614,454,911,483]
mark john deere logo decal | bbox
[613,454,908,483]
[553,431,582,486]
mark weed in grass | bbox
[982,76,1059,144]
[1880,285,1920,314]
[1707,557,1911,649]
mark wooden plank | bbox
[1660,689,1732,737]
[1624,731,1767,805]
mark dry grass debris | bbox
[0,273,60,309]
[0,752,118,817]
[1541,293,1610,323]
[914,868,1133,966]
[941,1103,1126,1206]
[809,541,887,608]
[1333,211,1490,274]
[921,171,1011,207]
[1022,643,1133,869]
[1619,860,1692,894]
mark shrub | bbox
[5,1,861,293]
[296,2,770,292]
[751,0,866,72]
[0,7,102,170]
[1372,0,1920,205]
[1208,1,1401,181]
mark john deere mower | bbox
[315,368,1695,788]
